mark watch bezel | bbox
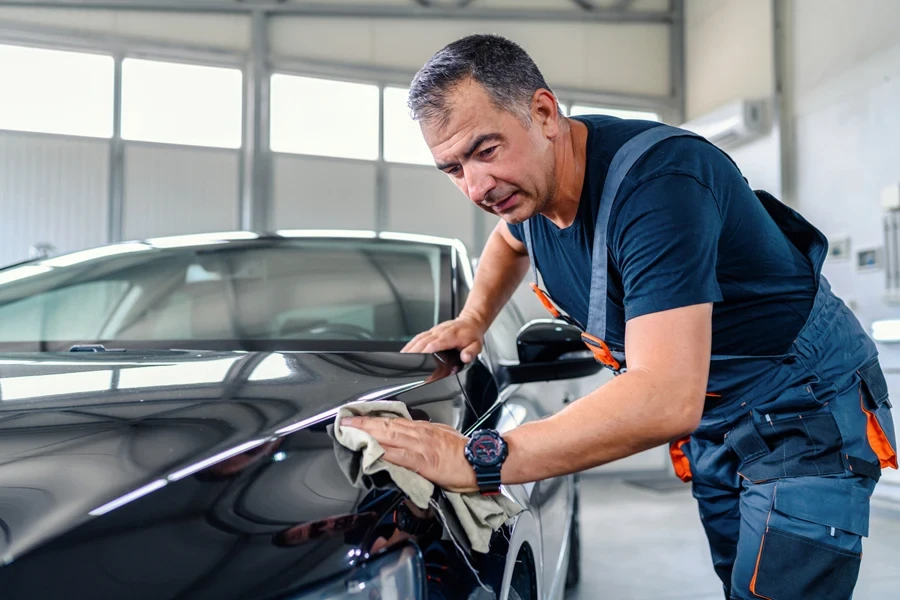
[464,429,509,468]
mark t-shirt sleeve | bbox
[609,173,723,321]
[507,222,525,243]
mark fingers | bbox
[380,445,420,471]
[341,416,425,449]
[401,319,482,357]
[460,340,482,363]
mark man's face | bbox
[421,79,558,225]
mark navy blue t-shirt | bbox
[509,115,816,356]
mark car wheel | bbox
[565,480,581,589]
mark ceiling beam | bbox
[0,1,674,23]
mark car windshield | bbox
[0,237,449,352]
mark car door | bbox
[481,301,575,599]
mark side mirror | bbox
[498,319,604,386]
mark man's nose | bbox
[464,167,495,205]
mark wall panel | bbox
[0,131,108,265]
[386,165,475,252]
[270,18,670,96]
[0,8,251,51]
[271,154,377,231]
[122,144,239,240]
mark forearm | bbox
[500,368,701,484]
[459,225,530,329]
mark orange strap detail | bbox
[860,386,898,469]
[668,435,692,482]
[749,530,773,599]
[581,332,621,371]
[530,282,561,318]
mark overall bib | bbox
[523,125,898,599]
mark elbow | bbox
[668,392,704,440]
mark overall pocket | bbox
[726,403,846,483]
[750,477,869,600]
[858,358,898,469]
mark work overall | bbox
[523,125,898,599]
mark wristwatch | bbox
[464,429,509,495]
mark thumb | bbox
[460,340,482,363]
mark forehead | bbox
[420,80,517,150]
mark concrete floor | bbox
[567,475,900,600]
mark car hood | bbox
[0,350,467,599]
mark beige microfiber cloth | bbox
[327,400,523,554]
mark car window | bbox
[0,240,449,350]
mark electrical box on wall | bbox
[858,248,883,270]
[828,236,851,261]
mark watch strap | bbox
[474,465,502,495]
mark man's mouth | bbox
[492,193,518,213]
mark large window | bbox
[383,87,433,166]
[0,44,114,138]
[121,58,243,148]
[569,104,660,122]
[270,74,379,160]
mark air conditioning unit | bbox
[679,98,771,150]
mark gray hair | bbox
[408,34,561,126]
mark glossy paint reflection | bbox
[0,350,467,599]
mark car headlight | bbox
[292,544,425,600]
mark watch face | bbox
[468,432,506,467]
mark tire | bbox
[564,480,581,590]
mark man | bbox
[342,34,897,599]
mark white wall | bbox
[123,144,240,240]
[271,155,378,231]
[0,4,675,263]
[386,165,478,250]
[788,0,900,487]
[271,17,670,97]
[0,132,109,264]
[684,0,781,196]
[0,7,251,51]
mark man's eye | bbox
[446,166,461,176]
[480,146,496,158]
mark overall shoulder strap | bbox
[586,125,704,341]
[522,219,539,285]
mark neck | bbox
[541,118,588,229]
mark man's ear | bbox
[531,88,561,138]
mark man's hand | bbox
[401,314,486,363]
[340,416,479,493]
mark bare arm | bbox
[402,220,531,361]
[345,302,712,491]
[459,220,531,329]
[500,303,711,483]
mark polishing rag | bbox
[328,400,523,554]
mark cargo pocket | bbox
[727,405,846,483]
[749,477,869,600]
[858,358,898,469]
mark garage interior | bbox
[1,0,899,599]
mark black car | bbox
[0,230,601,600]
